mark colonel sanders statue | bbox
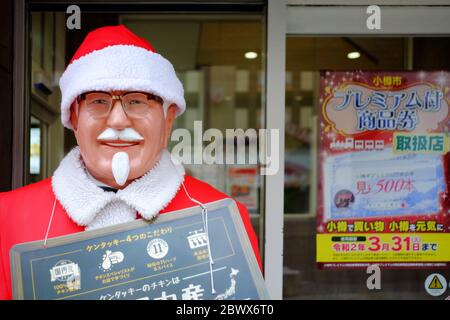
[0,25,261,299]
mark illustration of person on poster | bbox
[317,71,450,268]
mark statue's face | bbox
[70,91,176,188]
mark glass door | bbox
[19,1,268,287]
[283,4,450,299]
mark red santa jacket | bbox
[0,175,261,300]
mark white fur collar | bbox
[52,147,185,228]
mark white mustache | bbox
[97,128,144,142]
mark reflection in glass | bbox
[30,116,41,181]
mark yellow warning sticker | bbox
[428,275,444,289]
[425,273,448,296]
[317,233,450,262]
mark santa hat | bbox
[59,25,186,130]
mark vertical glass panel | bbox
[284,37,450,299]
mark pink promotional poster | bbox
[317,71,450,269]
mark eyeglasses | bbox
[76,91,164,119]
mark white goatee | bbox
[112,152,130,186]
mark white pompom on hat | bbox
[59,25,186,130]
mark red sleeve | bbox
[0,194,11,300]
[0,238,9,300]
[235,201,263,272]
